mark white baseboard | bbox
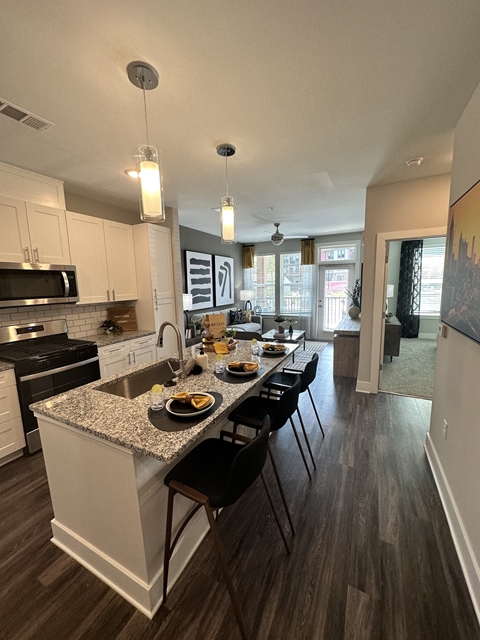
[419,333,437,340]
[51,508,210,618]
[424,433,480,624]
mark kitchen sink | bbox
[98,359,182,400]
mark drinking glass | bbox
[215,355,225,373]
[150,390,165,411]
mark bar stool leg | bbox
[307,386,324,437]
[259,471,290,554]
[289,417,312,481]
[204,501,250,640]
[267,442,295,536]
[163,486,175,604]
[296,407,317,470]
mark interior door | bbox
[317,264,355,341]
[378,242,390,390]
[0,196,30,263]
[26,203,71,264]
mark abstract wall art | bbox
[214,255,235,306]
[185,251,213,311]
[441,179,480,344]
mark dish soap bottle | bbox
[196,346,208,371]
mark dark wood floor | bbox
[1,344,479,640]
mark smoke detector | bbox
[0,98,54,132]
[406,157,423,167]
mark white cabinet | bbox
[104,220,138,302]
[0,196,30,263]
[66,213,138,305]
[98,342,131,379]
[0,195,70,265]
[66,211,110,304]
[149,225,174,300]
[98,335,157,379]
[25,203,71,264]
[155,299,178,358]
[0,369,25,463]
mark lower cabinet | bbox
[98,335,157,379]
[0,369,25,463]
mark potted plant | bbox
[100,319,123,335]
[345,279,361,319]
[191,317,203,335]
[273,315,286,334]
[285,317,298,333]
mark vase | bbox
[348,306,360,319]
[277,324,285,334]
[288,325,294,333]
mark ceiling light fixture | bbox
[270,223,284,245]
[406,157,423,167]
[216,144,237,244]
[124,168,139,178]
[127,61,165,224]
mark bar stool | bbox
[162,416,289,640]
[227,376,308,536]
[265,351,324,438]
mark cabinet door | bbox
[0,196,31,263]
[130,345,156,368]
[104,220,138,301]
[98,343,131,379]
[26,203,71,264]
[0,417,26,460]
[149,225,174,299]
[155,298,177,358]
[66,211,109,304]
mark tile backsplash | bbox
[0,302,132,340]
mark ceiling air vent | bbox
[0,99,54,132]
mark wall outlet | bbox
[443,419,448,440]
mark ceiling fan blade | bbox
[284,235,309,239]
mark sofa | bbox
[190,308,263,334]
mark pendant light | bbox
[127,61,165,224]
[216,144,237,244]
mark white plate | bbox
[226,364,260,377]
[166,392,215,418]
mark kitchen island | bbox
[32,341,297,618]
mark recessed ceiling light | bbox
[406,157,423,167]
[124,168,139,178]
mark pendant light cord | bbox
[225,154,229,197]
[142,74,150,146]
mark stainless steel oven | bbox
[0,262,79,307]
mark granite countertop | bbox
[93,329,156,348]
[0,360,15,372]
[31,341,297,465]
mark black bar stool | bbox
[265,351,324,441]
[162,416,289,640]
[227,376,309,535]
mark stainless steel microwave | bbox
[0,263,79,308]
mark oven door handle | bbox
[19,356,99,382]
[61,271,70,297]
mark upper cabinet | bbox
[25,203,71,264]
[103,220,138,302]
[66,213,137,304]
[0,195,71,265]
[66,211,110,304]
[149,225,174,299]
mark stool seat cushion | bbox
[228,396,281,430]
[263,371,299,392]
[165,439,243,508]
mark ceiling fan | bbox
[265,223,308,246]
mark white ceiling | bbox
[0,0,480,242]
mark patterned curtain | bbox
[396,240,423,338]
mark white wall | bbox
[427,81,480,620]
[358,175,451,387]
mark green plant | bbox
[345,279,361,310]
[100,319,123,334]
[221,328,237,339]
[273,315,286,324]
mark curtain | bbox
[243,266,254,298]
[242,245,255,269]
[297,264,315,339]
[397,240,423,338]
[301,239,315,265]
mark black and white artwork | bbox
[185,251,213,311]
[214,255,235,306]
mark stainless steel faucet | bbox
[157,321,187,380]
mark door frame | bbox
[367,226,446,394]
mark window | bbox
[420,243,446,315]
[252,254,275,313]
[320,245,356,262]
[280,252,311,314]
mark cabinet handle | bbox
[128,353,131,365]
[137,339,151,345]
[107,346,124,353]
[34,247,40,262]
[112,289,116,301]
[24,247,30,263]
[154,288,157,299]
[155,298,158,311]
[132,352,136,364]
[107,290,110,301]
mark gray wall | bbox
[180,226,243,318]
[65,192,139,225]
